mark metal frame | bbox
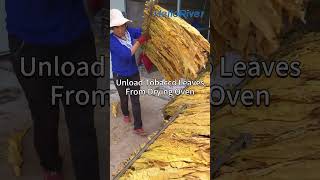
[177,0,181,12]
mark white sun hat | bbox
[110,9,132,27]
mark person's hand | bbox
[138,34,151,45]
[139,53,153,72]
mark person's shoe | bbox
[43,171,64,180]
[123,116,131,123]
[134,128,147,136]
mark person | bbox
[110,9,150,136]
[5,1,102,180]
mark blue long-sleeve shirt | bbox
[110,28,142,77]
[5,0,91,44]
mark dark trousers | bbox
[8,32,100,180]
[113,72,143,129]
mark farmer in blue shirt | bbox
[110,9,150,136]
[5,1,102,180]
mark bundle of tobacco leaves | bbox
[212,0,307,59]
[142,1,210,80]
[120,71,210,179]
[214,32,320,179]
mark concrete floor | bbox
[109,74,169,178]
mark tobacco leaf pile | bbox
[211,0,307,59]
[214,32,320,179]
[120,71,211,180]
[142,1,210,80]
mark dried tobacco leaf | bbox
[214,33,320,179]
[142,2,210,80]
[120,72,210,180]
[212,0,306,58]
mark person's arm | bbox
[111,37,145,58]
[128,28,142,39]
[131,41,141,55]
[131,34,150,55]
[111,33,150,59]
[110,38,133,62]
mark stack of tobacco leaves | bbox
[212,0,307,58]
[119,71,210,179]
[214,32,320,179]
[142,1,210,80]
